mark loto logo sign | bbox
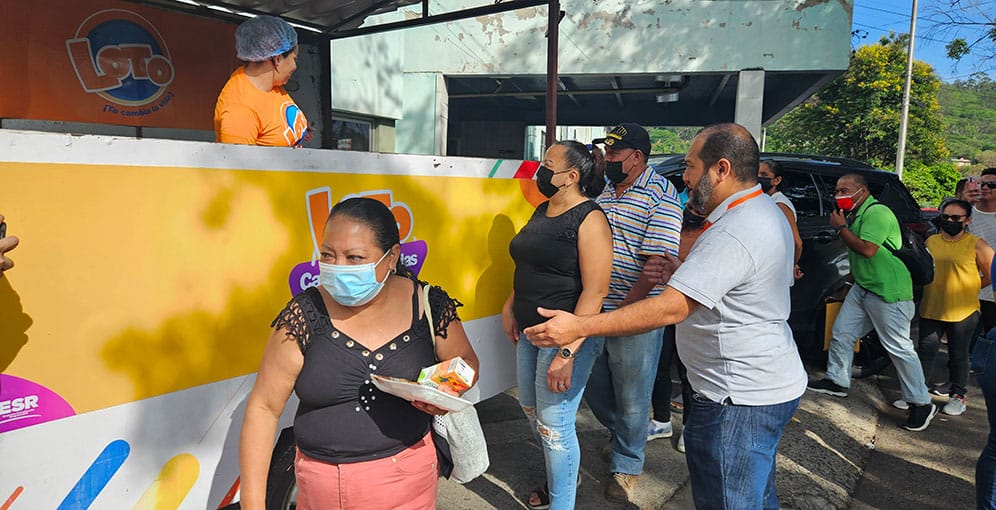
[66,9,175,112]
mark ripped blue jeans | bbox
[517,334,604,510]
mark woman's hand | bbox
[546,355,574,393]
[412,400,449,416]
[501,305,520,344]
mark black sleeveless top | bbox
[509,200,604,329]
[271,282,460,464]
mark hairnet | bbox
[235,15,298,62]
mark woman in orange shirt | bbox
[214,15,309,146]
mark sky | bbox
[852,0,996,82]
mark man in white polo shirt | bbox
[524,123,807,508]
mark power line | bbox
[854,3,948,25]
[853,22,951,44]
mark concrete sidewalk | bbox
[438,366,986,509]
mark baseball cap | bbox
[592,123,651,156]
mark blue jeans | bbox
[976,331,996,509]
[684,392,800,510]
[826,285,930,405]
[517,335,604,510]
[584,327,664,475]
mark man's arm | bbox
[525,286,699,347]
[829,208,879,259]
[621,255,664,305]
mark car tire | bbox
[265,428,298,510]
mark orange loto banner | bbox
[0,0,239,130]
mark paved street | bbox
[439,359,987,509]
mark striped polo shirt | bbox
[596,167,682,310]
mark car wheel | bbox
[265,428,298,510]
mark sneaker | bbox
[942,395,967,416]
[647,420,673,441]
[929,382,952,396]
[807,378,848,397]
[903,403,938,431]
[676,430,685,454]
[605,473,638,503]
[891,399,909,410]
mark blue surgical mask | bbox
[319,251,391,307]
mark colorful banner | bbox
[0,159,533,417]
[0,0,238,129]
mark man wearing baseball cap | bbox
[586,123,683,502]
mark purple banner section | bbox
[0,374,76,434]
[288,260,321,297]
[288,240,430,296]
[400,240,428,277]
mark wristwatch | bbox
[559,347,577,359]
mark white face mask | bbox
[319,251,390,307]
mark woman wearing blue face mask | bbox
[502,141,613,509]
[239,197,479,510]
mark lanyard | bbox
[701,188,764,231]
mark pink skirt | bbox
[294,433,438,510]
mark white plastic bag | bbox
[432,406,489,483]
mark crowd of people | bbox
[5,14,984,510]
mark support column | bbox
[396,72,448,155]
[734,69,765,143]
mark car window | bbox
[812,174,922,223]
[777,169,823,218]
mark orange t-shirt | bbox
[213,67,308,146]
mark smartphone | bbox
[968,175,981,193]
[0,222,6,240]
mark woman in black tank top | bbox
[502,141,613,509]
[239,198,479,510]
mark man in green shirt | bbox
[808,173,936,431]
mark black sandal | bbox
[527,483,550,510]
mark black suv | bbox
[651,153,931,366]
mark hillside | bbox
[938,75,996,160]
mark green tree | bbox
[647,127,695,154]
[924,1,996,69]
[902,161,962,206]
[766,34,949,169]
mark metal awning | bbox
[132,0,547,39]
[446,70,841,127]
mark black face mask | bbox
[604,160,626,184]
[940,220,965,236]
[757,177,773,193]
[536,165,564,198]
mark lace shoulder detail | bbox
[270,287,330,353]
[426,284,463,339]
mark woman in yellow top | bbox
[214,15,309,146]
[915,198,994,416]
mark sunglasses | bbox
[940,214,967,221]
[981,182,996,189]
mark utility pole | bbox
[545,0,560,150]
[896,0,918,179]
